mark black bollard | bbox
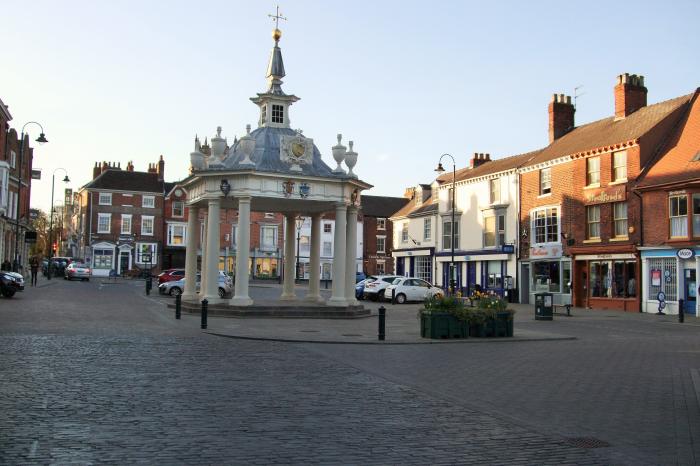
[201,299,208,329]
[146,276,152,295]
[679,299,685,323]
[378,306,386,341]
[391,288,396,305]
[175,294,181,320]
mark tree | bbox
[29,209,50,257]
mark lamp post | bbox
[435,154,456,295]
[47,168,70,280]
[295,216,306,280]
[13,122,48,272]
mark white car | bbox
[362,275,402,301]
[158,271,233,298]
[383,277,443,304]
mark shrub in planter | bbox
[420,296,469,339]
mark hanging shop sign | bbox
[677,248,695,260]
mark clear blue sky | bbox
[3,0,699,212]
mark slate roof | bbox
[437,150,541,184]
[360,195,409,218]
[637,90,700,188]
[391,193,437,219]
[83,170,164,193]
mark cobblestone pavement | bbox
[0,277,698,464]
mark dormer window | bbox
[272,104,284,123]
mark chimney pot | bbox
[615,72,647,118]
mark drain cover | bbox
[565,437,610,449]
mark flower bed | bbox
[420,294,514,339]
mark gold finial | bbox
[268,5,287,42]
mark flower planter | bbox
[420,312,468,339]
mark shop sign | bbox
[677,248,695,260]
[575,253,636,260]
[529,244,562,259]
[501,244,515,254]
[584,187,626,205]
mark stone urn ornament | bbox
[238,124,256,166]
[331,133,347,174]
[344,140,358,178]
[190,136,206,171]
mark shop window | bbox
[415,256,432,282]
[562,262,571,294]
[611,260,637,298]
[587,205,600,239]
[255,258,278,278]
[586,157,600,186]
[669,195,688,237]
[532,261,560,293]
[93,248,113,269]
[136,243,157,265]
[589,261,609,297]
[486,261,502,289]
[648,257,677,301]
[693,194,700,237]
[613,202,628,238]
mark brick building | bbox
[359,195,408,276]
[635,90,700,315]
[519,74,694,311]
[0,98,35,272]
[74,158,166,276]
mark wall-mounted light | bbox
[220,179,231,197]
[628,226,635,234]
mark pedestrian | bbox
[0,258,10,271]
[30,256,39,287]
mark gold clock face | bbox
[291,142,305,158]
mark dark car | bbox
[0,271,25,298]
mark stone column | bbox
[231,196,253,306]
[203,198,222,303]
[280,214,297,300]
[327,203,348,306]
[182,205,200,301]
[199,213,207,297]
[305,214,322,302]
[345,206,359,304]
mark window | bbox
[613,151,627,181]
[612,260,636,298]
[613,202,628,237]
[693,194,700,237]
[167,224,186,245]
[99,192,112,205]
[586,157,600,186]
[375,261,385,275]
[423,218,431,241]
[136,243,157,265]
[260,225,278,250]
[97,213,111,233]
[265,212,276,219]
[587,205,600,239]
[255,258,278,278]
[141,216,154,236]
[486,261,502,289]
[299,235,310,256]
[121,214,132,234]
[401,224,408,243]
[415,256,432,282]
[490,179,501,203]
[231,225,237,246]
[93,248,113,270]
[172,201,184,217]
[10,151,16,169]
[540,168,551,195]
[142,195,155,208]
[483,214,506,248]
[532,207,558,243]
[532,261,561,293]
[322,241,332,257]
[323,223,332,234]
[670,195,688,237]
[647,257,677,301]
[272,104,284,123]
[377,218,386,230]
[442,220,459,250]
[261,105,267,125]
[0,167,8,211]
[376,236,386,253]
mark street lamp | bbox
[13,122,48,272]
[295,216,306,280]
[435,154,456,295]
[47,168,69,280]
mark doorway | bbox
[684,269,696,315]
[119,252,130,276]
[520,264,530,304]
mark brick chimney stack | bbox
[101,161,110,174]
[548,94,575,143]
[470,153,491,169]
[615,73,647,119]
[92,162,100,179]
[404,187,416,200]
[126,161,134,172]
[147,163,156,174]
[157,155,164,182]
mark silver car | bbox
[64,262,91,281]
[158,271,232,298]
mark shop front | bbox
[522,243,571,306]
[393,248,435,282]
[572,251,639,312]
[436,246,516,297]
[641,247,699,316]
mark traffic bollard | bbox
[146,276,152,295]
[175,294,181,320]
[378,306,386,341]
[391,288,396,305]
[201,299,208,329]
[679,299,685,323]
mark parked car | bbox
[158,271,233,298]
[48,257,75,277]
[64,262,91,281]
[362,275,402,301]
[0,271,25,298]
[355,276,377,300]
[157,268,185,285]
[383,277,443,304]
[355,271,366,283]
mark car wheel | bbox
[2,289,15,298]
[369,294,378,302]
[169,287,182,297]
[218,287,225,298]
[395,293,407,304]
